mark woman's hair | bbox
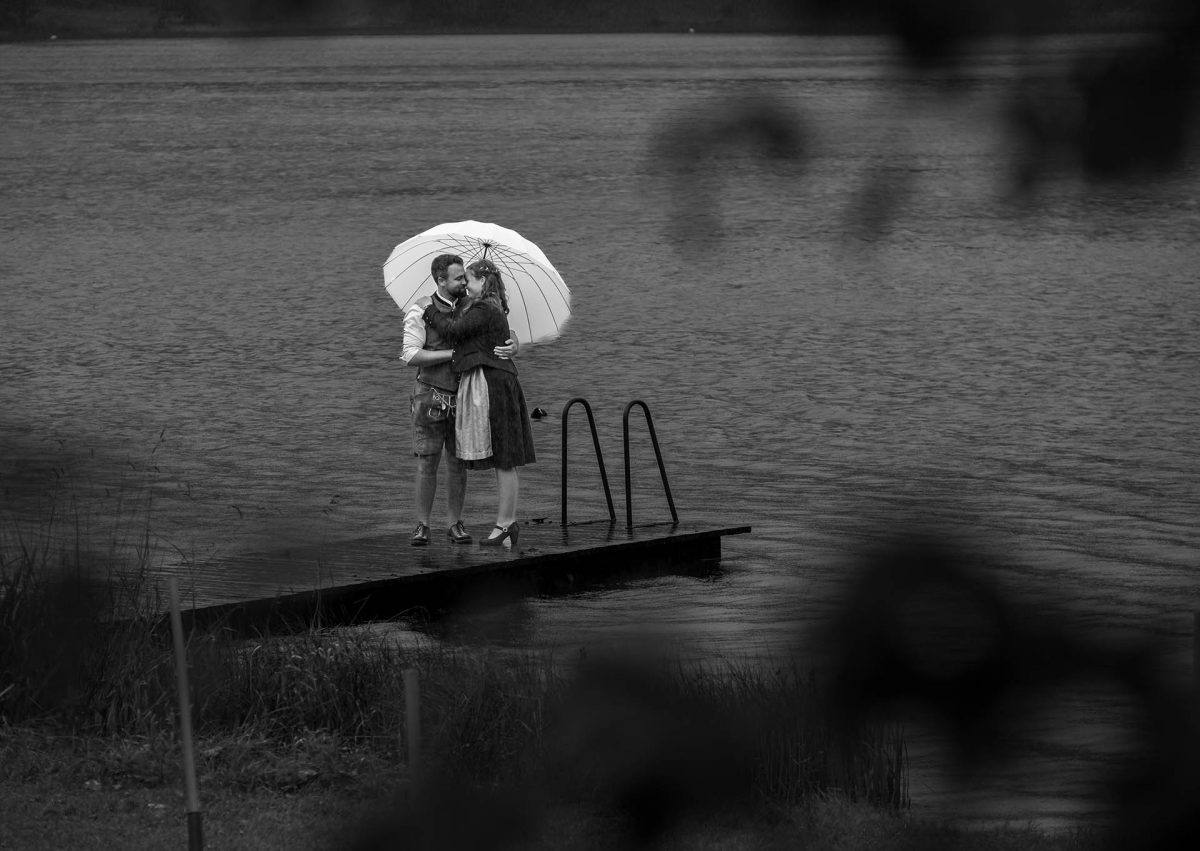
[466,259,509,314]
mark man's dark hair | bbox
[431,253,463,284]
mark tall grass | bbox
[683,659,909,808]
[1,472,907,809]
[0,466,169,732]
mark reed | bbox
[178,626,556,786]
[666,657,908,808]
[0,470,171,733]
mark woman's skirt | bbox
[456,366,536,470]
[455,368,492,461]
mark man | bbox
[401,253,517,546]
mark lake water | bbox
[2,32,1199,828]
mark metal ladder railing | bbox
[559,397,677,528]
[623,399,678,528]
[561,397,615,526]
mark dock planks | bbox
[163,519,751,636]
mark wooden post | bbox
[404,668,422,790]
[168,577,204,851]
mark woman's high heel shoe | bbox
[479,522,519,548]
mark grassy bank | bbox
[0,742,1100,851]
[2,473,919,848]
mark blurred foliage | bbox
[818,532,1200,850]
[5,0,1198,846]
[649,0,1198,243]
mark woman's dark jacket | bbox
[423,300,518,377]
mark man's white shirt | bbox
[400,292,455,364]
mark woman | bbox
[422,258,536,547]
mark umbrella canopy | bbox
[383,220,571,344]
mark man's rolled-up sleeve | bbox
[400,303,426,364]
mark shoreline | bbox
[1,25,1168,47]
[0,15,1170,45]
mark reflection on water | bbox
[2,33,1199,827]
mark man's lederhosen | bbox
[411,298,460,457]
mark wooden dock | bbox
[166,519,751,637]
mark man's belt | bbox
[419,382,457,411]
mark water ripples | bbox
[3,33,1199,824]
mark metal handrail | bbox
[561,397,616,526]
[622,400,679,528]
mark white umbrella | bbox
[383,220,571,344]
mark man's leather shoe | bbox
[410,523,430,546]
[447,521,472,544]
